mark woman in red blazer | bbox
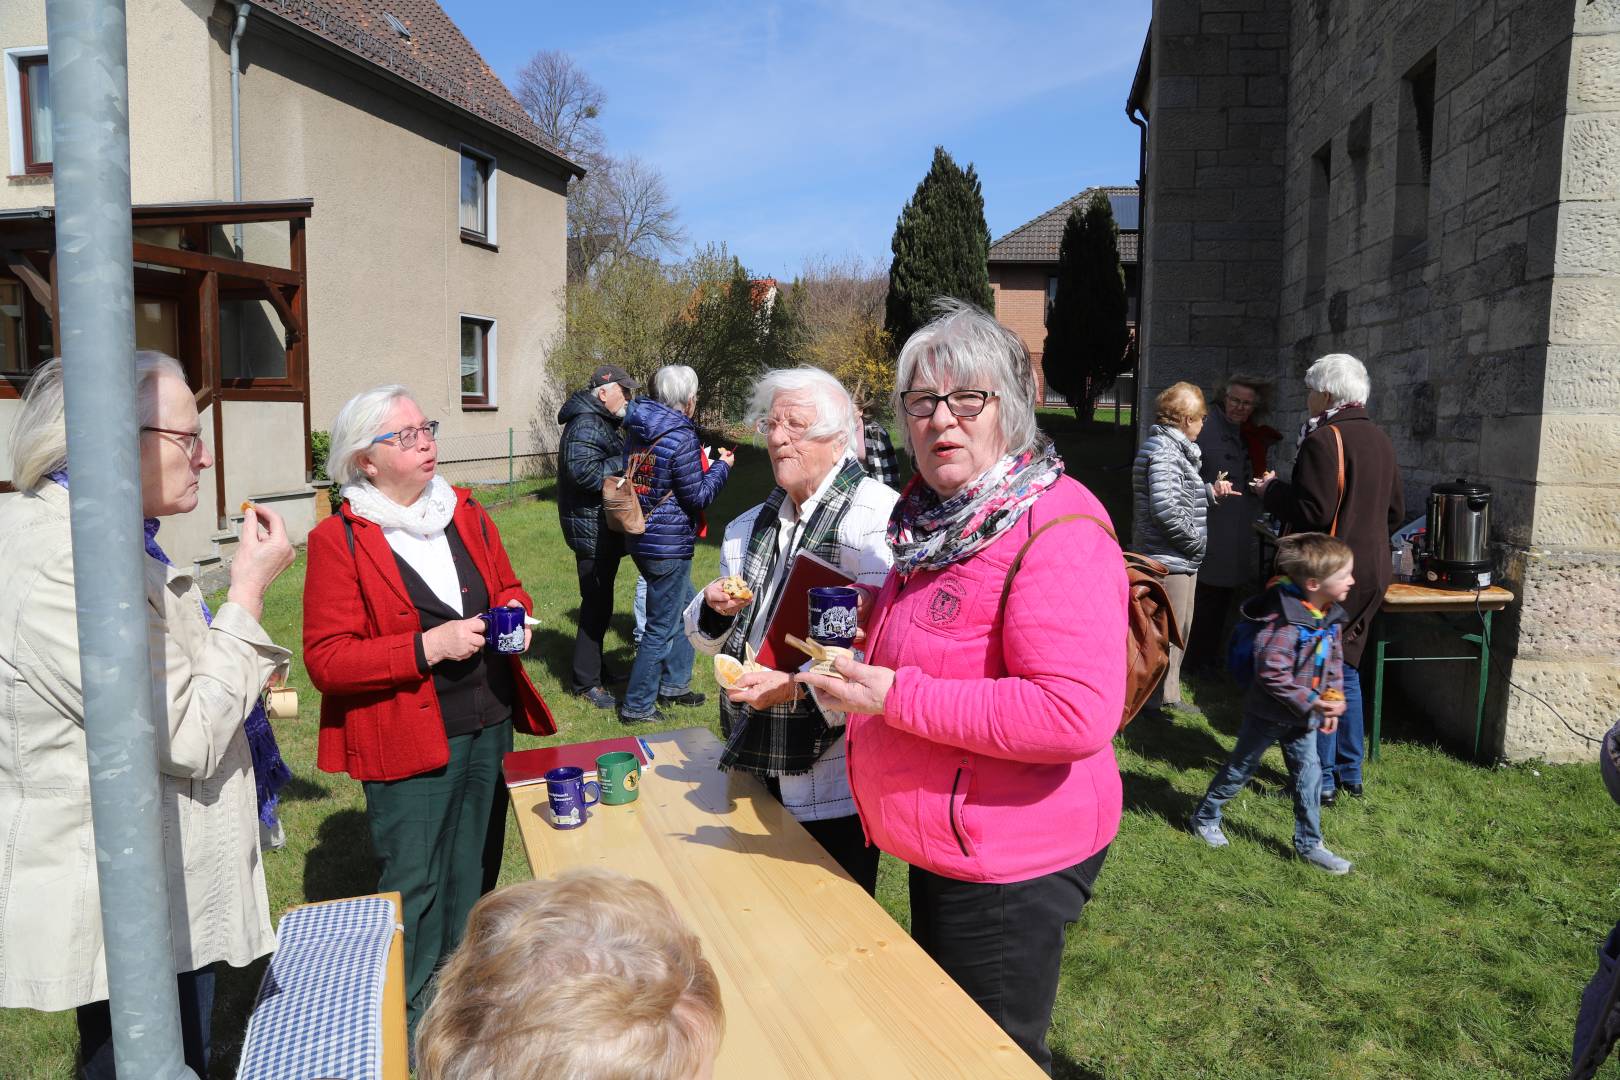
[303,385,554,1034]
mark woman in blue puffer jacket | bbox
[620,365,733,723]
[1132,381,1234,716]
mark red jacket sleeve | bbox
[302,520,429,695]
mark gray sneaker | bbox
[1191,822,1229,848]
[1299,845,1352,875]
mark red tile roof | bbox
[249,0,582,174]
[989,185,1139,265]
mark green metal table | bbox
[1368,583,1515,761]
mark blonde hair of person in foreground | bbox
[414,868,724,1080]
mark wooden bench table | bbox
[1369,582,1514,761]
[509,727,1045,1079]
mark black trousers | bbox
[77,966,214,1079]
[909,845,1110,1075]
[571,540,624,693]
[1183,580,1236,674]
[764,776,880,896]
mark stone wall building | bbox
[988,186,1140,407]
[1128,0,1619,761]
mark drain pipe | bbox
[44,0,196,1075]
[1126,99,1149,442]
[230,1,250,254]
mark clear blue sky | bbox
[441,1,1152,279]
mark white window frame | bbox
[5,47,49,177]
[458,312,497,409]
[458,145,497,246]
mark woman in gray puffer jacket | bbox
[1132,381,1234,713]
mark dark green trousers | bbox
[362,717,513,1032]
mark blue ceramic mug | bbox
[808,586,860,650]
[481,606,526,654]
[545,766,600,830]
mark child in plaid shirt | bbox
[1189,532,1356,874]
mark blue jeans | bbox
[623,558,696,717]
[1316,664,1364,795]
[1192,711,1324,855]
[632,575,648,644]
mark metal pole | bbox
[229,1,250,254]
[508,426,515,504]
[45,0,196,1076]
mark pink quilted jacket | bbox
[847,476,1129,884]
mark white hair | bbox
[651,365,699,412]
[745,367,857,450]
[892,299,1038,458]
[9,351,188,493]
[1304,353,1371,407]
[328,384,415,487]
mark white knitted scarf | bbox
[341,475,458,537]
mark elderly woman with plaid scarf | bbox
[683,367,899,895]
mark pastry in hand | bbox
[718,575,753,602]
[1318,688,1345,703]
[785,634,854,680]
[714,653,768,689]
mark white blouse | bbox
[383,528,464,614]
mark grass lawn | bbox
[1,411,1610,1078]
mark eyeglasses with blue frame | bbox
[369,420,440,450]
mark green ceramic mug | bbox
[596,751,641,805]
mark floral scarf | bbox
[48,470,291,828]
[1296,402,1363,448]
[887,434,1065,576]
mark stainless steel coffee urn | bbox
[1424,479,1493,589]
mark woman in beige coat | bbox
[0,353,295,1077]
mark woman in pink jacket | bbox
[801,301,1128,1074]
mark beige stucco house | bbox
[0,0,578,577]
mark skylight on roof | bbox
[382,12,410,39]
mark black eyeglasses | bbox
[370,420,440,450]
[141,425,205,457]
[899,389,999,419]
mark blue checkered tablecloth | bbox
[237,895,398,1080]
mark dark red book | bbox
[755,550,856,673]
[503,736,651,789]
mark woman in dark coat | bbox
[1186,375,1279,673]
[1255,353,1403,802]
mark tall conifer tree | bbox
[884,147,994,349]
[1042,191,1129,420]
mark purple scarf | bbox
[49,471,290,828]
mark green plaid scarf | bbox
[718,456,868,775]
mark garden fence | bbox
[433,429,557,503]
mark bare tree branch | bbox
[514,50,684,280]
[514,50,605,160]
[608,156,685,265]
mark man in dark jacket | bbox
[557,364,639,709]
[1256,353,1403,802]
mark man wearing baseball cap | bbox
[556,365,641,708]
